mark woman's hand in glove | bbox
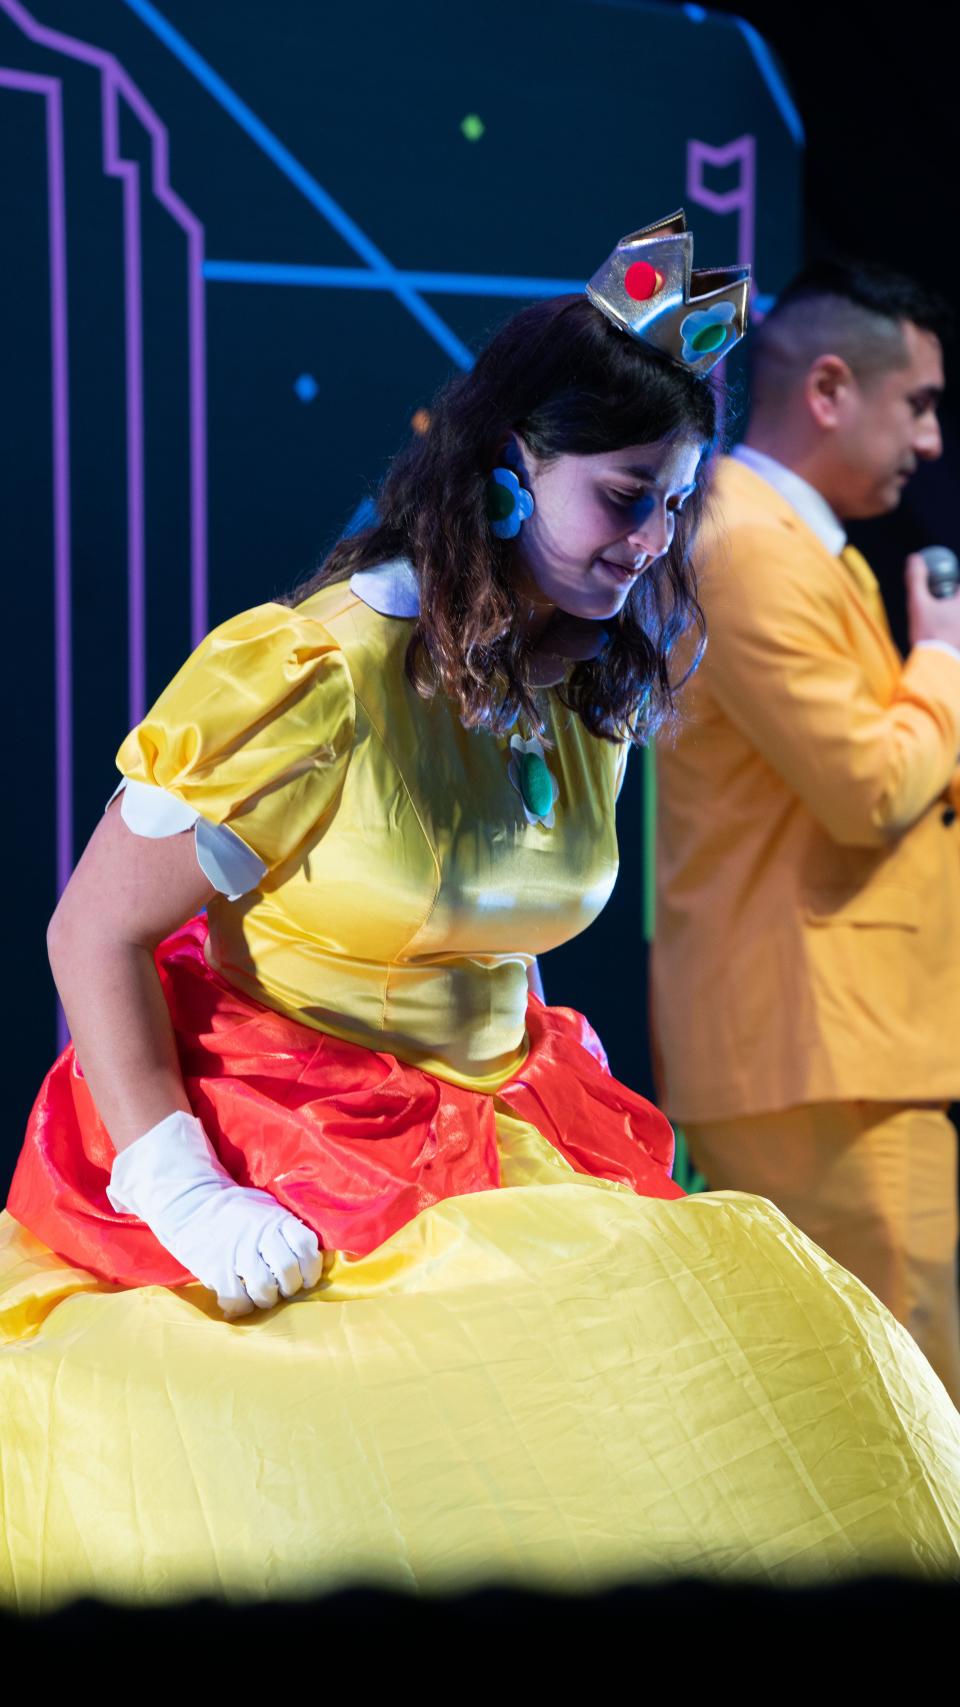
[107,1110,324,1317]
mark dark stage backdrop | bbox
[0,0,802,1189]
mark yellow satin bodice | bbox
[117,578,626,1090]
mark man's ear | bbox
[805,353,854,430]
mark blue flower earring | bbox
[486,454,535,540]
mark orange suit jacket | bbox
[652,454,960,1123]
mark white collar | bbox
[349,557,420,617]
[732,444,847,556]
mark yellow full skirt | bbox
[1,1120,959,1607]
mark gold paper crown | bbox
[585,210,750,376]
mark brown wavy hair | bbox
[291,295,718,744]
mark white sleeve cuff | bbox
[915,639,960,666]
[109,778,268,900]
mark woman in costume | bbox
[2,215,959,1607]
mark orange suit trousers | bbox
[685,1102,960,1408]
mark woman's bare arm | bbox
[47,799,215,1151]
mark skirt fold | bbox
[2,1185,959,1607]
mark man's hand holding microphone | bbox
[908,546,960,648]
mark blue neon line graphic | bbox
[344,495,378,536]
[733,17,805,146]
[125,1,795,345]
[204,261,586,298]
[120,0,475,369]
[586,2,803,148]
[205,265,778,317]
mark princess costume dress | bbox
[2,560,959,1608]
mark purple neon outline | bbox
[0,69,71,1046]
[100,71,146,722]
[1,0,209,688]
[686,134,757,272]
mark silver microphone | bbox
[921,545,960,599]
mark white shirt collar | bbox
[349,557,420,617]
[732,444,847,557]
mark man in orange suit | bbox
[652,262,960,1402]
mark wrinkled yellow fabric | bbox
[3,1131,960,1609]
[116,583,624,1090]
[6,579,960,1606]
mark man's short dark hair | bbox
[748,258,951,414]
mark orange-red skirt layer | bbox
[9,917,680,1284]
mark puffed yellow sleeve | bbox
[115,603,355,872]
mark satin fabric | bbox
[6,928,960,1603]
[116,583,628,1090]
[5,575,960,1605]
[3,1178,960,1608]
[9,917,680,1284]
[686,1101,960,1406]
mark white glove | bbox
[107,1110,324,1317]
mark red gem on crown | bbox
[624,261,662,301]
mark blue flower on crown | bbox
[486,467,535,540]
[679,300,737,366]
